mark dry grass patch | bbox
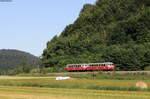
[0,86,150,99]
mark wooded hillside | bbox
[0,49,39,71]
[42,0,150,70]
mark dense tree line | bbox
[0,49,40,71]
[42,0,150,71]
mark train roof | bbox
[67,62,113,66]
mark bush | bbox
[144,66,150,71]
[30,68,41,73]
[39,67,66,74]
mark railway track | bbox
[47,71,150,75]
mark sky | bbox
[0,0,96,56]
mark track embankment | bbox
[47,71,150,75]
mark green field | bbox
[0,86,150,99]
[0,76,150,91]
[0,76,150,99]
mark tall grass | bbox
[0,78,149,92]
[16,71,150,80]
[0,72,150,92]
[67,72,150,80]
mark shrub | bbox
[144,66,150,71]
[30,68,41,73]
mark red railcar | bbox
[65,62,115,71]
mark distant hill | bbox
[0,49,40,70]
[42,0,150,70]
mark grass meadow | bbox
[0,73,150,99]
[0,75,150,91]
[0,86,150,99]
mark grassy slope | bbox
[0,86,150,99]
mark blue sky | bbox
[0,0,95,56]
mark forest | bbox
[42,0,150,71]
[0,49,40,74]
